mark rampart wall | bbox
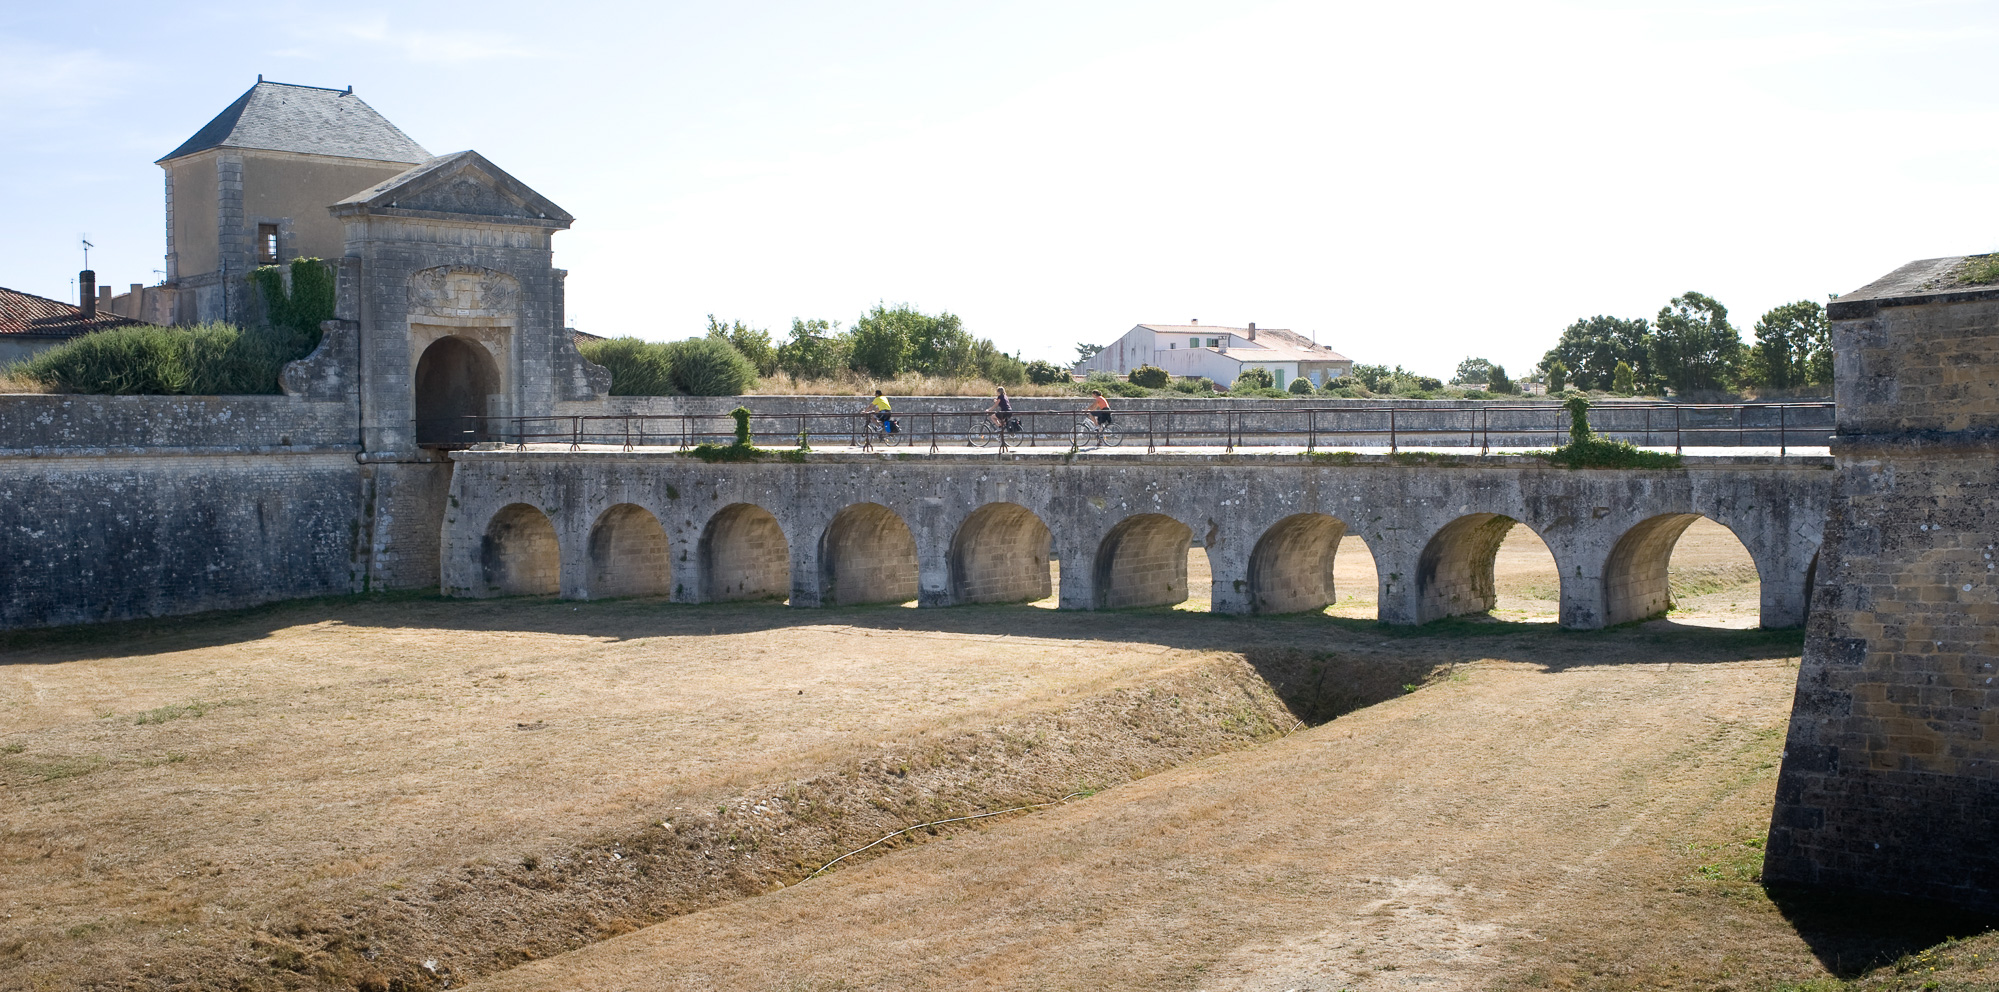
[0,392,446,630]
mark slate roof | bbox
[0,287,151,340]
[159,80,430,165]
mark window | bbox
[1190,337,1200,348]
[1207,337,1220,348]
[257,224,280,265]
[1168,342,1176,349]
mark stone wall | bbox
[1765,259,1999,911]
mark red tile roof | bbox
[0,286,152,340]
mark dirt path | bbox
[475,652,1822,992]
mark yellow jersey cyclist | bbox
[869,389,897,434]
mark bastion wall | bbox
[1765,257,1999,911]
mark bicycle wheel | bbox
[1099,422,1124,447]
[966,415,994,447]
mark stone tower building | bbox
[156,79,430,325]
[1764,254,1999,911]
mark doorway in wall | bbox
[414,335,500,446]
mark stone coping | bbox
[449,445,1832,469]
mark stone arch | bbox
[699,503,790,602]
[415,335,501,445]
[949,502,1053,604]
[585,503,670,599]
[481,503,560,596]
[1248,512,1373,615]
[1603,513,1760,626]
[819,503,919,606]
[1094,513,1195,609]
[1415,513,1540,623]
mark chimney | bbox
[79,270,96,318]
[1190,318,1198,325]
[1248,322,1257,341]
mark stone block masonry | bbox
[1766,260,1999,912]
[438,449,1830,633]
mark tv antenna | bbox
[80,234,94,269]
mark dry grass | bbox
[477,628,1993,992]
[0,595,1443,991]
[746,373,1083,397]
[0,369,53,393]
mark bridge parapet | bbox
[440,450,1829,632]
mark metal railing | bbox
[411,402,1835,456]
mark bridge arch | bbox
[699,503,790,602]
[1094,513,1196,609]
[819,502,919,606]
[1415,513,1552,623]
[481,503,560,596]
[949,502,1052,604]
[1249,512,1375,615]
[585,503,670,600]
[1604,514,1764,626]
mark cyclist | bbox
[984,387,1013,432]
[1088,389,1112,430]
[868,389,897,435]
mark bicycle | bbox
[860,412,903,448]
[1074,414,1123,448]
[966,412,1024,448]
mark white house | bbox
[1076,322,1353,390]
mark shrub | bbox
[1612,360,1637,395]
[250,258,334,351]
[1128,364,1170,388]
[1231,386,1292,399]
[665,336,758,396]
[708,316,778,377]
[1288,377,1315,395]
[1232,367,1275,391]
[1101,380,1151,398]
[1169,376,1215,395]
[579,337,677,395]
[1025,360,1069,385]
[1546,394,1681,468]
[10,321,310,395]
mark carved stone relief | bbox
[407,266,521,318]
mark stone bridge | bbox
[441,449,1832,629]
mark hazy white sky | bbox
[5,1,1996,375]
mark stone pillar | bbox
[1764,255,1999,911]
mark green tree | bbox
[1486,363,1516,394]
[1287,376,1315,395]
[1348,363,1393,391]
[1074,342,1104,365]
[1612,360,1636,394]
[1454,357,1496,385]
[1024,359,1069,385]
[776,318,848,380]
[1545,359,1568,393]
[707,315,778,377]
[1128,364,1170,388]
[1542,315,1652,391]
[1746,300,1830,390]
[847,303,916,378]
[1650,291,1743,394]
[1232,367,1275,390]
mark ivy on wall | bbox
[250,257,336,355]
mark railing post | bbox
[1307,408,1316,453]
[1675,405,1683,455]
[1778,404,1786,456]
[1390,407,1397,453]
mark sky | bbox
[5,0,1998,376]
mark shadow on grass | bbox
[0,588,1804,674]
[1765,884,1999,978]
